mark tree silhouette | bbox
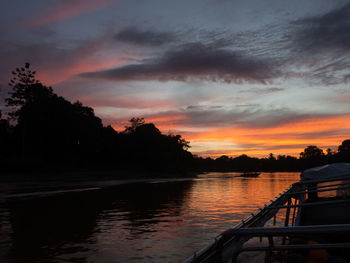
[337,140,350,162]
[4,63,350,175]
[300,146,324,159]
[6,63,41,120]
[124,117,145,133]
[0,110,10,146]
[5,63,104,163]
[338,140,350,153]
[299,145,325,169]
[3,62,195,173]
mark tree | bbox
[5,63,103,162]
[0,110,12,168]
[299,145,325,169]
[124,117,145,133]
[168,134,190,150]
[0,110,10,142]
[337,140,350,162]
[338,140,350,153]
[5,63,52,159]
[268,153,276,161]
[300,145,324,159]
[6,62,42,119]
[326,148,336,156]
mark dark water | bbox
[0,172,299,262]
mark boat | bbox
[239,172,260,177]
[184,163,350,263]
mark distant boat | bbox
[239,172,260,177]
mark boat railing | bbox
[184,183,303,263]
[222,224,350,237]
[266,198,350,210]
[184,175,350,263]
[223,224,350,262]
[286,184,350,196]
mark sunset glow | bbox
[1,0,350,158]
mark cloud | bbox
[81,43,277,83]
[16,0,116,29]
[293,3,350,53]
[239,87,284,94]
[80,95,176,109]
[280,3,350,85]
[0,29,133,87]
[107,104,335,131]
[115,27,177,47]
[181,106,328,129]
[92,103,350,158]
[186,113,350,157]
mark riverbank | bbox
[0,170,201,200]
[0,169,198,183]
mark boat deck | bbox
[293,197,350,262]
[300,197,350,226]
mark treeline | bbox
[0,64,193,175]
[1,63,350,176]
[195,143,350,172]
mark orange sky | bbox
[108,114,350,158]
[2,0,350,159]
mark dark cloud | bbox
[182,106,316,128]
[111,104,335,130]
[297,129,350,140]
[284,3,350,85]
[115,27,177,47]
[81,43,277,83]
[293,3,350,52]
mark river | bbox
[0,172,300,262]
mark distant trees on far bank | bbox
[195,142,350,172]
[1,63,350,176]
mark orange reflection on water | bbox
[186,172,300,231]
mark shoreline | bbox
[0,169,301,183]
[0,169,199,183]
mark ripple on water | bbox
[0,172,299,263]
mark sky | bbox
[1,0,350,158]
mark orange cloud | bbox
[147,114,188,130]
[139,113,350,158]
[110,114,187,132]
[190,114,350,157]
[37,50,135,85]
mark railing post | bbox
[265,236,274,263]
[282,198,292,245]
[284,198,292,227]
[291,198,298,226]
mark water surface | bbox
[0,172,299,262]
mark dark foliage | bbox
[195,144,350,172]
[2,63,350,176]
[99,119,193,172]
[1,64,194,175]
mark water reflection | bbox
[2,180,194,262]
[0,172,299,262]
